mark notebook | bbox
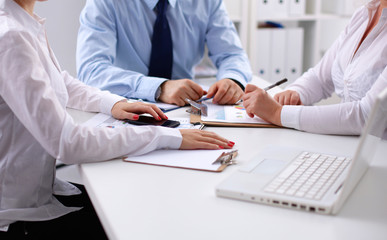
[216,88,387,214]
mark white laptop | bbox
[216,88,387,215]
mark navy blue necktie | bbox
[148,0,173,79]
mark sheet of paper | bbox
[82,113,201,129]
[124,149,234,171]
[201,102,269,124]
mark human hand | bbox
[178,129,235,150]
[274,90,302,105]
[206,78,244,105]
[242,84,282,126]
[111,101,167,121]
[159,79,206,106]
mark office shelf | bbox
[223,0,355,83]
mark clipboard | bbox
[123,149,238,172]
[187,99,279,128]
[190,113,279,128]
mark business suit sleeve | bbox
[205,0,252,87]
[76,0,165,101]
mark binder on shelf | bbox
[255,28,271,80]
[257,0,271,20]
[123,149,238,172]
[223,0,242,20]
[273,0,288,18]
[285,28,304,84]
[257,0,289,20]
[322,0,356,17]
[289,0,305,16]
[270,28,286,83]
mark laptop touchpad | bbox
[251,158,287,175]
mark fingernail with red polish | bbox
[164,115,168,119]
[228,143,234,147]
[219,146,224,149]
[229,141,235,145]
[133,115,139,120]
[158,116,162,120]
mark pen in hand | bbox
[236,78,288,105]
[263,78,288,91]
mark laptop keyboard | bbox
[264,152,352,200]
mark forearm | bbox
[281,103,365,135]
[78,60,165,101]
[58,117,182,164]
[283,66,387,134]
[63,70,124,114]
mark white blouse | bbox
[0,0,182,229]
[281,0,387,135]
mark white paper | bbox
[124,149,235,171]
[201,102,269,124]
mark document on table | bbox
[83,113,201,129]
[123,149,237,172]
[201,101,269,124]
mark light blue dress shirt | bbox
[76,0,252,101]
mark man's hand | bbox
[159,79,205,106]
[274,90,302,105]
[206,78,244,105]
[242,84,282,126]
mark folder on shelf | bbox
[273,0,288,18]
[257,0,289,19]
[270,28,286,82]
[286,28,304,83]
[222,0,242,20]
[256,0,271,20]
[255,28,272,80]
[123,149,238,172]
[289,0,305,16]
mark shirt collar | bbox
[365,0,387,21]
[1,0,45,36]
[144,0,176,11]
[366,0,380,10]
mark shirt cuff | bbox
[99,91,126,115]
[132,76,167,102]
[281,105,302,130]
[157,127,182,149]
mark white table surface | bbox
[71,78,387,240]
